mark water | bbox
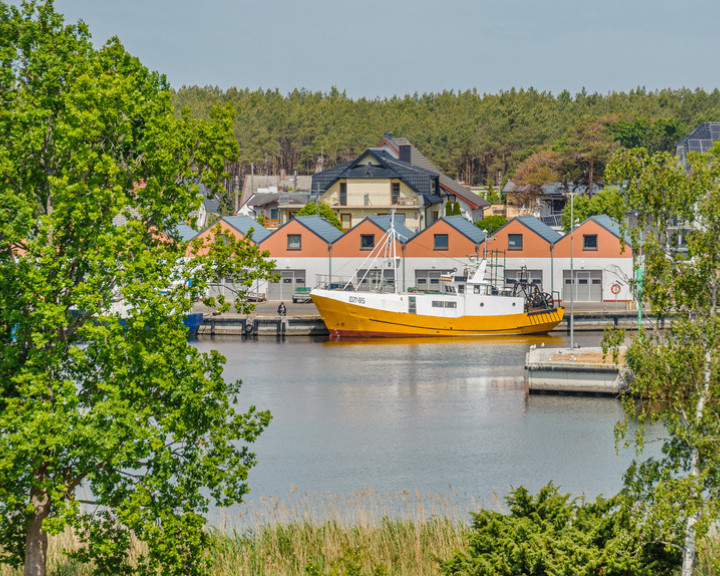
[193,332,660,526]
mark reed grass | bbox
[3,488,718,575]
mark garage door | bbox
[267,269,306,301]
[563,270,602,302]
[505,269,543,289]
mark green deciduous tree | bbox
[474,215,507,234]
[605,147,720,576]
[438,484,678,576]
[0,2,273,575]
[297,201,343,229]
[560,187,626,232]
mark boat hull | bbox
[311,292,565,338]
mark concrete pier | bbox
[196,309,655,338]
[525,347,628,396]
[198,314,329,337]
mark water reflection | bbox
[194,332,658,526]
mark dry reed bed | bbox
[1,489,478,576]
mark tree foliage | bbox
[560,187,627,232]
[0,2,274,575]
[509,149,561,207]
[173,85,720,193]
[474,215,507,234]
[605,146,720,576]
[438,484,679,576]
[296,201,343,229]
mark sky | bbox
[23,0,720,99]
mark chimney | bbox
[399,144,412,164]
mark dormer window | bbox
[583,234,598,250]
[508,234,523,250]
[360,234,375,250]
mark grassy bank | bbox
[3,488,719,575]
[0,518,469,576]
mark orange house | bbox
[330,215,415,290]
[487,216,562,292]
[552,215,633,302]
[259,215,343,299]
[185,215,271,301]
[403,216,486,290]
[187,215,270,257]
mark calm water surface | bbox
[193,332,661,525]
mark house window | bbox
[432,211,439,222]
[339,182,347,206]
[583,234,598,250]
[391,182,400,204]
[434,234,449,251]
[341,213,352,230]
[269,208,279,220]
[360,234,375,250]
[287,234,301,250]
[508,234,523,250]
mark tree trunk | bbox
[681,348,713,576]
[24,486,50,576]
[681,508,697,576]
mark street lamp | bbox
[569,191,575,350]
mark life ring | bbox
[610,283,621,295]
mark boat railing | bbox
[314,274,357,291]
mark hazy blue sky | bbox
[39,0,720,98]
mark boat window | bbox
[473,285,487,294]
[444,285,456,293]
[457,284,465,293]
[432,301,458,308]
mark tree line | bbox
[172,85,720,193]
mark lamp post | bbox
[569,191,575,350]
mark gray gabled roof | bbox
[586,214,630,243]
[292,215,344,244]
[514,215,563,244]
[197,182,220,214]
[175,223,198,242]
[221,215,272,243]
[367,215,415,244]
[380,134,489,209]
[441,215,486,244]
[311,149,443,206]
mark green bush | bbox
[438,484,679,576]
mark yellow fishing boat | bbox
[311,261,564,338]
